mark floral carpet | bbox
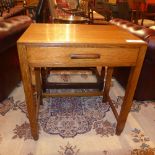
[0,78,155,155]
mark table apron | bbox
[26,46,139,67]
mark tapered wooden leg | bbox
[18,45,39,140]
[116,67,138,135]
[103,67,114,102]
[116,46,147,135]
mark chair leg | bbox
[141,13,144,25]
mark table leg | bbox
[17,45,39,140]
[103,67,114,102]
[103,67,119,120]
[116,67,137,135]
[116,46,147,135]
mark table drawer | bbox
[27,46,139,67]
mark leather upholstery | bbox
[110,18,155,39]
[0,15,32,102]
[110,18,155,100]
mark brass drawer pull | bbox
[70,54,100,59]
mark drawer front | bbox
[27,46,139,67]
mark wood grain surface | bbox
[17,24,147,140]
[18,24,145,46]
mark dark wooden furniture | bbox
[25,0,48,23]
[89,1,112,22]
[93,1,131,21]
[130,0,146,24]
[47,0,90,23]
[141,3,155,26]
[17,24,147,140]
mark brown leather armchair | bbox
[110,18,155,101]
[0,15,32,102]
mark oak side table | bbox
[17,24,147,140]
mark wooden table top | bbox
[18,24,146,46]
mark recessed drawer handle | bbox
[70,54,100,59]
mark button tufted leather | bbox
[0,15,32,53]
[110,18,155,100]
[0,15,32,102]
[110,18,155,60]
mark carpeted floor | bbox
[0,73,155,155]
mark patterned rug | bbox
[16,94,110,138]
[0,77,155,155]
